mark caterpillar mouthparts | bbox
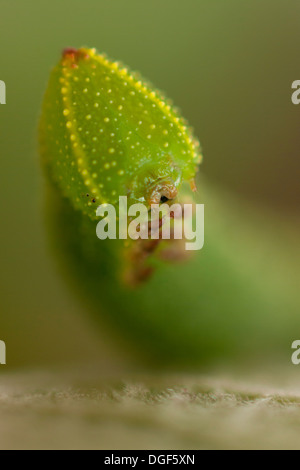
[148,181,178,205]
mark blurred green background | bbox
[0,0,299,368]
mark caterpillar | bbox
[40,47,202,285]
[40,48,207,364]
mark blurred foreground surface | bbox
[2,367,300,449]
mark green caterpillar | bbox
[40,47,202,286]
